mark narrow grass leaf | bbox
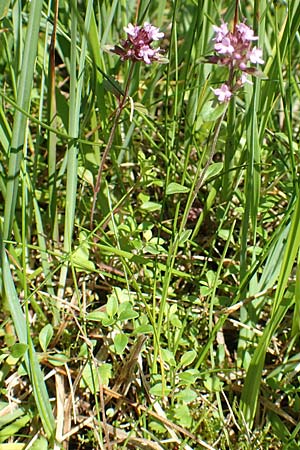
[3,0,43,241]
[241,191,300,427]
[2,252,55,439]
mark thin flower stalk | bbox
[90,62,135,230]
[90,22,164,229]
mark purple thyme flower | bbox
[214,37,235,55]
[246,46,264,64]
[235,23,258,42]
[112,22,164,64]
[212,84,232,102]
[209,20,264,101]
[212,21,264,68]
[143,22,164,41]
[124,23,140,38]
[212,22,229,42]
[240,73,253,85]
[138,45,161,64]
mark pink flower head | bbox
[214,37,235,55]
[143,22,164,41]
[247,46,264,64]
[240,73,253,85]
[212,22,229,42]
[236,23,258,42]
[138,45,161,64]
[212,84,232,102]
[113,22,164,64]
[124,23,140,38]
[210,20,264,101]
[212,20,263,68]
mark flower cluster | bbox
[210,21,264,102]
[112,22,164,64]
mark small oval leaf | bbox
[202,162,223,183]
[113,333,128,355]
[39,324,54,352]
[106,295,118,318]
[133,324,154,335]
[140,201,162,212]
[166,182,189,195]
[201,101,228,122]
[178,230,192,246]
[178,350,197,368]
[86,311,108,322]
[149,383,171,397]
[174,388,198,403]
[47,353,69,366]
[11,343,28,359]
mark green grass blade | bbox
[3,0,43,241]
[240,190,300,427]
[2,251,55,440]
[58,1,92,297]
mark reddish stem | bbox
[233,0,239,32]
[90,62,135,230]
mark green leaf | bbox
[106,294,118,318]
[47,353,69,367]
[202,162,223,183]
[140,201,162,212]
[170,314,182,328]
[102,317,116,327]
[0,406,32,442]
[174,388,197,403]
[149,421,166,434]
[72,231,95,273]
[178,350,197,368]
[200,101,228,123]
[241,189,300,427]
[81,362,112,393]
[166,182,189,195]
[3,0,44,241]
[113,333,128,355]
[0,0,10,19]
[173,403,192,428]
[3,252,55,439]
[118,302,139,321]
[161,348,176,367]
[39,324,53,352]
[268,411,290,442]
[149,383,171,397]
[98,363,113,386]
[86,310,108,322]
[72,248,96,272]
[77,166,94,187]
[178,230,192,247]
[10,343,28,359]
[203,376,223,392]
[143,243,167,255]
[178,369,201,385]
[87,309,119,326]
[30,436,48,450]
[133,324,154,335]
